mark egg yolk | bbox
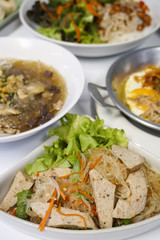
[128,88,160,101]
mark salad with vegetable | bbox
[27,0,151,44]
[2,114,160,231]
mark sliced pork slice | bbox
[89,169,116,228]
[113,169,148,219]
[30,202,97,229]
[112,145,145,171]
[1,171,34,211]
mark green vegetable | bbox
[15,189,33,220]
[114,218,132,227]
[25,113,128,177]
[28,0,104,44]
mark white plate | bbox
[0,134,160,240]
[0,37,85,142]
[19,0,160,57]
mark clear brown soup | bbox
[0,59,67,135]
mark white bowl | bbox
[0,37,85,142]
[19,0,160,57]
[0,136,160,240]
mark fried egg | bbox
[125,69,160,116]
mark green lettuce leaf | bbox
[15,189,33,220]
[25,113,128,177]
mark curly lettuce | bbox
[25,113,128,176]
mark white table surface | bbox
[0,16,160,240]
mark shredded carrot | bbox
[72,199,83,209]
[9,209,16,216]
[39,1,47,11]
[48,12,57,20]
[91,205,96,210]
[57,203,87,229]
[38,189,57,232]
[56,1,73,15]
[73,200,97,216]
[89,148,113,162]
[77,189,94,200]
[36,173,39,177]
[90,0,102,7]
[110,180,115,184]
[84,155,103,182]
[70,188,78,194]
[57,170,81,185]
[70,15,81,42]
[39,1,56,20]
[148,189,153,198]
[56,5,64,15]
[59,188,66,200]
[90,209,98,216]
[66,196,70,202]
[75,152,84,181]
[82,0,99,17]
[80,203,97,216]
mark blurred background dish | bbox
[88,46,160,131]
[19,0,160,57]
[0,0,23,29]
[0,37,85,142]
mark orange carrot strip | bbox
[56,5,63,15]
[70,16,81,42]
[80,203,98,216]
[57,171,81,180]
[39,1,56,20]
[90,0,102,7]
[56,1,73,15]
[59,188,66,200]
[72,199,83,209]
[70,188,77,194]
[89,148,113,162]
[48,11,56,20]
[77,190,94,200]
[38,189,56,232]
[75,152,84,181]
[82,0,99,17]
[57,203,87,229]
[73,201,97,216]
[39,1,47,11]
[57,170,81,185]
[84,155,103,182]
[9,209,16,216]
[110,180,115,184]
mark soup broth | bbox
[0,59,67,135]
